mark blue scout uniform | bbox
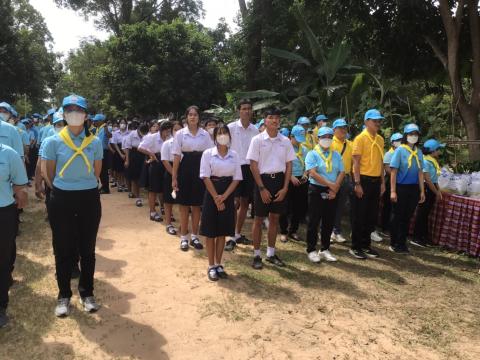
[305,147,344,185]
[0,120,24,157]
[390,145,423,184]
[0,144,28,206]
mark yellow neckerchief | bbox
[361,129,384,161]
[294,144,305,168]
[400,144,421,169]
[388,147,394,154]
[314,145,333,172]
[424,155,440,175]
[58,127,96,177]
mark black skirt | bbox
[112,144,125,172]
[200,177,235,238]
[177,151,204,206]
[127,148,145,181]
[163,162,175,204]
[147,154,164,193]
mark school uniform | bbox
[0,144,28,312]
[123,130,145,181]
[42,128,103,299]
[199,148,242,238]
[39,124,53,145]
[381,148,395,232]
[0,120,24,157]
[279,143,308,235]
[172,127,213,206]
[305,146,344,253]
[246,131,296,217]
[228,120,259,198]
[351,129,385,251]
[161,137,177,204]
[389,145,423,250]
[138,132,165,193]
[111,129,129,173]
[95,125,110,193]
[27,129,37,179]
[413,156,440,245]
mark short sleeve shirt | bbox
[139,132,164,154]
[228,120,259,165]
[246,132,296,174]
[352,130,384,177]
[200,147,243,180]
[0,144,28,207]
[331,136,353,174]
[305,149,344,185]
[292,144,308,177]
[172,127,213,155]
[423,158,439,184]
[390,146,423,185]
[0,120,24,156]
[123,130,143,149]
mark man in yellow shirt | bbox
[312,114,328,139]
[330,118,353,243]
[350,109,385,260]
[297,116,315,150]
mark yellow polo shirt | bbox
[331,135,353,174]
[352,129,384,177]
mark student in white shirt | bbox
[111,119,130,192]
[200,124,242,281]
[172,106,214,251]
[225,99,258,251]
[246,107,296,270]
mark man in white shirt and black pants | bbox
[246,107,296,269]
[225,99,259,251]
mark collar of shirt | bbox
[186,127,207,138]
[235,119,257,132]
[260,130,282,142]
[211,146,234,160]
[68,128,86,141]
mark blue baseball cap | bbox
[364,109,384,121]
[11,108,18,118]
[0,102,13,114]
[52,112,64,124]
[291,125,306,143]
[404,123,420,134]
[47,108,56,116]
[297,116,311,126]
[279,127,290,137]
[317,126,334,137]
[255,119,264,129]
[32,113,41,118]
[21,118,30,125]
[315,114,328,122]
[332,118,348,129]
[62,94,87,110]
[390,132,403,142]
[93,113,106,122]
[424,139,445,152]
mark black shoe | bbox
[216,265,228,279]
[349,249,367,259]
[236,235,252,245]
[180,239,189,251]
[208,267,218,281]
[252,256,263,270]
[389,245,410,254]
[0,308,9,328]
[224,239,237,252]
[71,265,81,279]
[150,213,162,222]
[266,254,285,267]
[410,239,427,248]
[190,237,203,250]
[363,248,380,258]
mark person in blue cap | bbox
[279,127,290,137]
[312,114,328,139]
[255,119,265,132]
[379,132,403,236]
[0,102,24,157]
[279,125,309,242]
[304,126,345,263]
[0,143,28,328]
[38,108,56,145]
[389,123,425,253]
[413,139,445,247]
[350,109,385,260]
[42,94,103,317]
[297,116,315,150]
[92,114,111,194]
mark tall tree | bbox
[0,0,19,102]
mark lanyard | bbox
[400,144,421,169]
[58,127,95,177]
[424,155,440,175]
[314,145,333,173]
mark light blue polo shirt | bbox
[423,158,439,184]
[390,146,423,185]
[305,148,344,185]
[292,144,308,176]
[16,122,26,132]
[0,120,24,156]
[383,149,395,164]
[96,126,109,150]
[0,144,28,207]
[42,128,103,190]
[39,124,53,143]
[18,128,30,146]
[27,129,36,144]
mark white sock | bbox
[254,249,261,257]
[150,211,157,216]
[208,265,216,270]
[234,233,241,240]
[192,234,199,239]
[267,247,275,257]
[180,235,188,241]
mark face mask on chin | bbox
[65,111,85,126]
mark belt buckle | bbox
[270,173,276,179]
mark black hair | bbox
[204,117,218,127]
[171,120,183,129]
[138,123,149,135]
[160,121,174,132]
[422,146,434,155]
[213,124,231,145]
[185,105,200,118]
[129,120,139,130]
[264,107,281,117]
[237,99,253,110]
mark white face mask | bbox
[216,134,230,146]
[407,135,418,145]
[319,138,332,148]
[65,111,85,126]
[0,113,10,122]
[54,126,64,133]
[120,123,127,130]
[392,141,401,148]
[208,127,215,135]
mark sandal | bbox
[128,192,135,198]
[190,237,203,250]
[135,199,143,207]
[150,213,162,222]
[166,225,177,235]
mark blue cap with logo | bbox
[317,126,334,137]
[93,113,106,122]
[390,132,403,142]
[62,94,87,110]
[279,127,290,137]
[332,118,348,129]
[424,139,445,152]
[297,116,311,125]
[47,108,57,117]
[52,112,64,124]
[255,119,264,129]
[11,108,18,118]
[315,114,328,122]
[291,125,306,143]
[404,123,420,134]
[364,109,384,121]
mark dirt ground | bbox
[1,189,479,360]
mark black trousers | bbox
[351,176,381,251]
[306,184,338,253]
[390,184,419,249]
[381,175,391,232]
[0,204,18,309]
[27,146,38,179]
[279,177,308,235]
[100,149,110,193]
[48,187,101,299]
[413,187,436,244]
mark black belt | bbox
[182,151,203,155]
[261,172,284,179]
[360,175,381,182]
[211,176,233,182]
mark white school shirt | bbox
[246,131,296,174]
[161,137,175,162]
[228,119,259,165]
[139,132,164,154]
[171,127,213,155]
[200,147,243,180]
[111,129,130,145]
[123,130,143,149]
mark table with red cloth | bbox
[410,193,480,257]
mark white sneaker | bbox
[330,233,337,242]
[55,298,71,317]
[280,234,288,243]
[263,219,269,228]
[335,234,347,243]
[80,296,100,313]
[307,251,321,263]
[319,249,338,262]
[370,231,383,242]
